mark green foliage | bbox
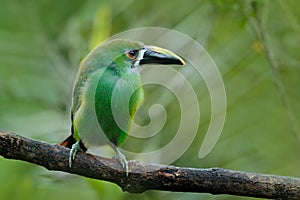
[0,0,299,200]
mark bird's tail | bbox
[61,115,78,149]
[60,116,87,152]
[60,135,88,152]
[60,135,77,149]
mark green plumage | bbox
[94,65,144,146]
[61,39,185,174]
[72,40,144,147]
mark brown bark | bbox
[0,130,299,199]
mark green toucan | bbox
[60,39,185,175]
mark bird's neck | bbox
[108,62,139,77]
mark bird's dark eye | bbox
[126,50,138,60]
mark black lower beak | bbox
[139,46,185,66]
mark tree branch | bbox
[0,130,299,199]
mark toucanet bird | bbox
[60,39,185,175]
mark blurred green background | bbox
[1,0,300,199]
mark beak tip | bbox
[179,58,186,66]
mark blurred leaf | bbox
[89,5,112,49]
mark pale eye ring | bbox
[126,50,139,60]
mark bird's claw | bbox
[114,148,129,176]
[69,140,81,168]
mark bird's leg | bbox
[69,140,81,168]
[112,146,129,176]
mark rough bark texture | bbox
[0,130,299,199]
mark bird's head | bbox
[82,39,185,76]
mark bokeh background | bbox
[1,0,300,200]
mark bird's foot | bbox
[69,140,81,168]
[114,147,129,176]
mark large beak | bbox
[138,46,185,66]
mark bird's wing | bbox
[71,67,90,117]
